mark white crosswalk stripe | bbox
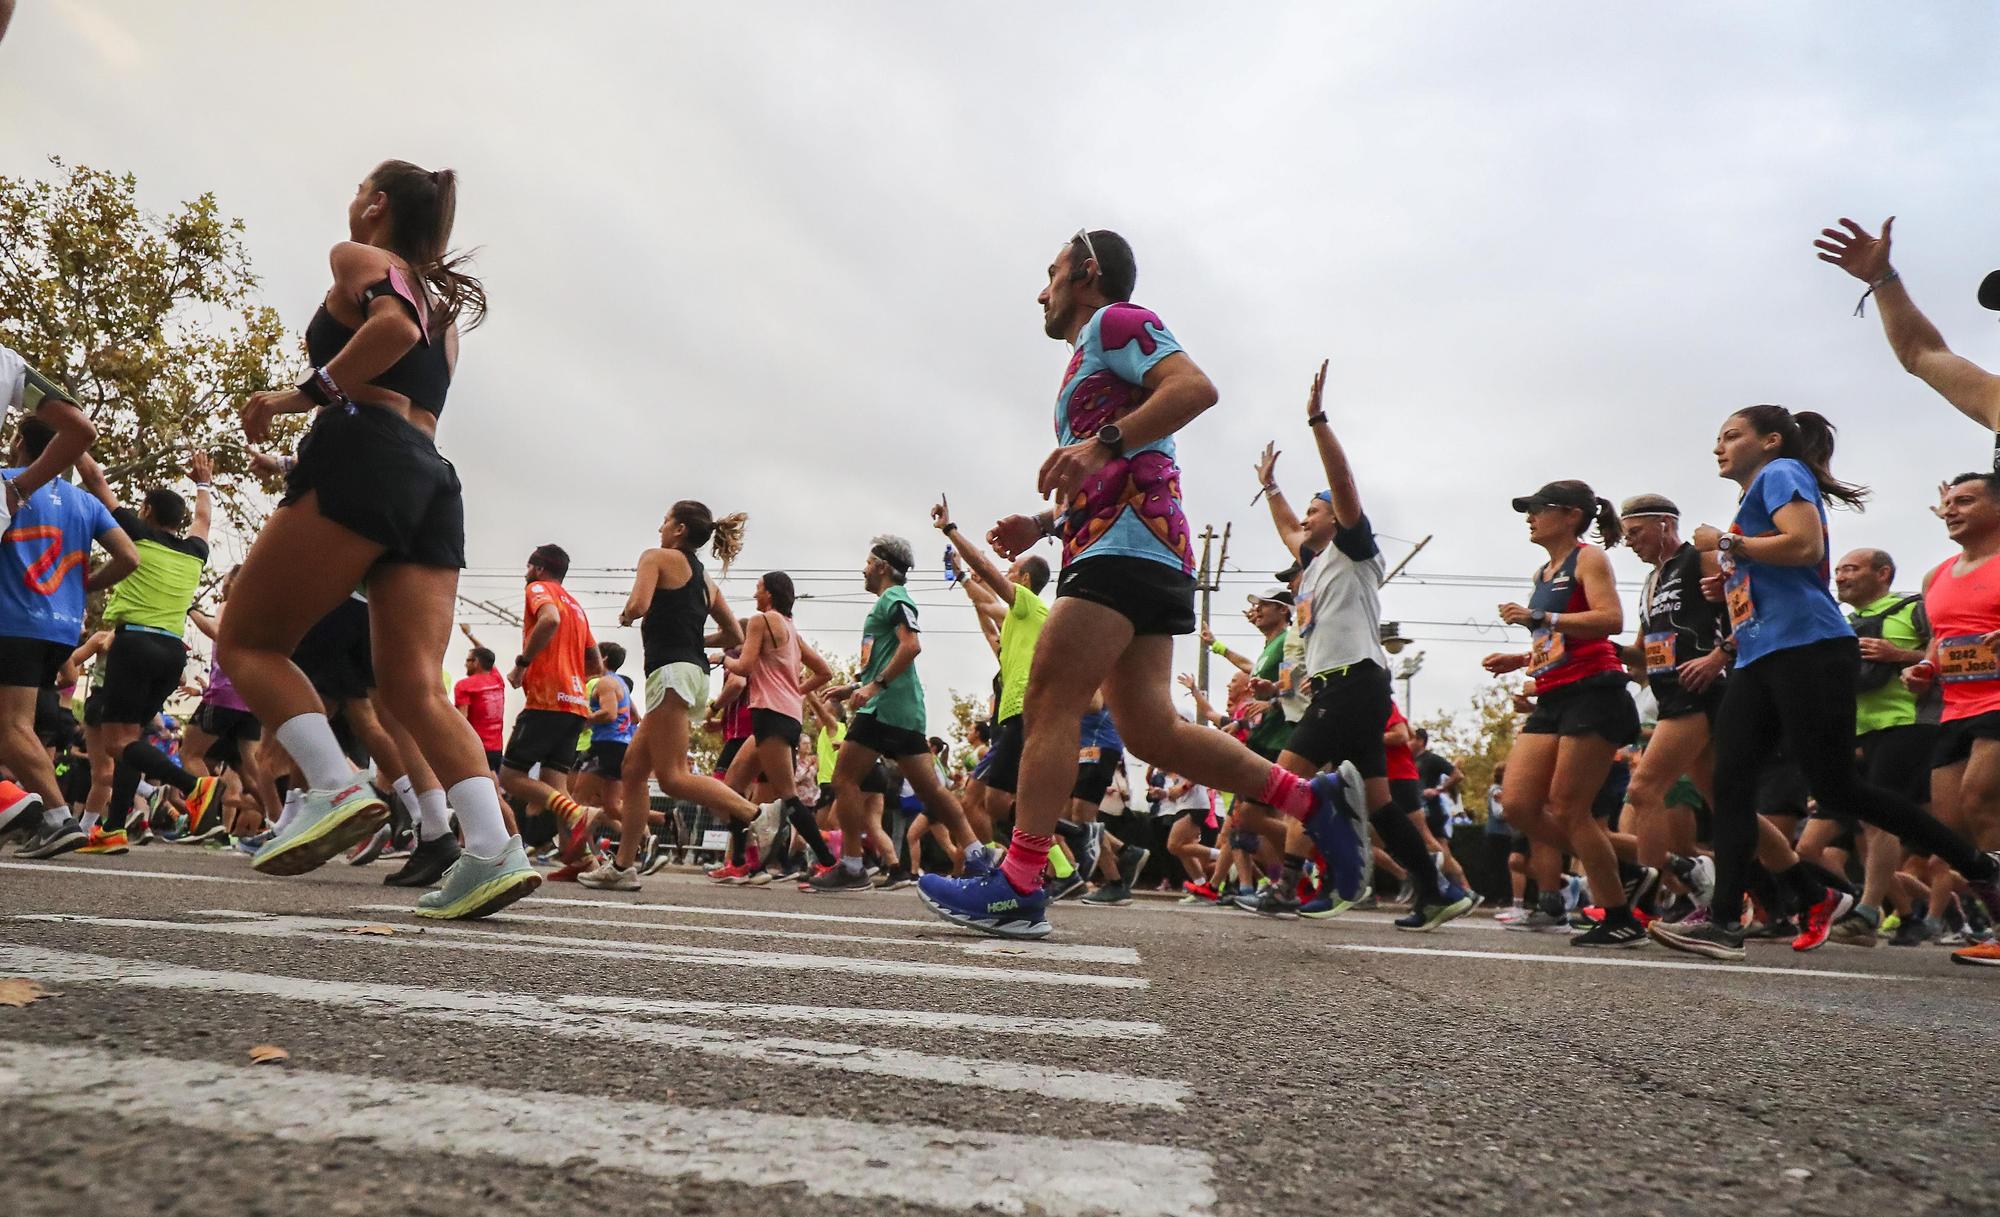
[0,1041,1214,1217]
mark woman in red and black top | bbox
[1483,480,1651,946]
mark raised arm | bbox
[187,452,214,543]
[1199,622,1253,676]
[1254,441,1308,559]
[76,450,118,513]
[1303,361,1365,530]
[934,494,1019,610]
[1818,216,2000,431]
[9,379,93,502]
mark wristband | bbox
[1853,268,1900,318]
[192,483,212,491]
[1210,640,1228,656]
[1548,611,1561,629]
[1306,412,1328,426]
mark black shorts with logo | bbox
[1521,673,1640,746]
[983,715,1025,795]
[1283,660,1392,779]
[0,635,72,690]
[1072,748,1122,803]
[284,403,465,569]
[294,597,374,703]
[503,708,586,775]
[1055,556,1197,638]
[100,627,189,725]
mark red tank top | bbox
[1924,553,2000,721]
[1525,544,1624,692]
[1385,703,1419,781]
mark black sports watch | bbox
[1095,423,1124,451]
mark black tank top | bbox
[1639,543,1724,687]
[303,278,451,416]
[642,550,709,673]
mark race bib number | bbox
[1294,598,1315,637]
[1528,627,1567,678]
[1937,634,2000,683]
[1725,571,1755,632]
[858,637,874,672]
[1078,746,1102,764]
[1643,631,1677,675]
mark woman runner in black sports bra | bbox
[217,161,538,921]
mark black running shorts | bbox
[1071,749,1122,803]
[192,702,261,767]
[294,597,374,702]
[983,715,1025,795]
[1283,660,1392,779]
[1651,674,1724,723]
[283,403,465,569]
[583,739,628,782]
[1388,776,1423,815]
[99,628,188,725]
[1932,711,2000,771]
[1055,556,1197,637]
[1521,674,1640,746]
[503,708,586,775]
[0,635,72,690]
[846,711,930,759]
[1811,722,1936,819]
[750,708,801,748]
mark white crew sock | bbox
[414,786,452,839]
[40,804,69,832]
[274,713,355,790]
[136,780,156,799]
[391,775,422,825]
[448,776,511,856]
[79,811,98,832]
[274,788,305,836]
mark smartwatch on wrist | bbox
[1095,423,1124,451]
[1528,609,1547,627]
[514,654,530,669]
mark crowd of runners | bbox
[2,166,1999,970]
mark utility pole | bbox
[1194,525,1216,693]
[1382,533,1432,585]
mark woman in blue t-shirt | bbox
[1651,405,2000,960]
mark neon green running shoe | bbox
[252,781,388,877]
[416,836,542,920]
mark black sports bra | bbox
[304,270,451,416]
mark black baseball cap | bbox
[1510,482,1596,514]
[1979,270,2000,312]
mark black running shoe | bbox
[1233,887,1301,919]
[1115,843,1151,885]
[806,864,873,893]
[384,832,462,887]
[1571,915,1648,948]
[1621,865,1661,911]
[1743,917,1799,941]
[1647,918,1746,960]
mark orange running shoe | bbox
[76,826,129,855]
[1951,940,2000,967]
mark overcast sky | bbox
[7,2,2000,752]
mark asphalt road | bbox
[1,846,1996,1217]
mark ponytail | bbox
[1591,496,1624,548]
[367,160,488,331]
[669,500,748,575]
[1733,405,1869,509]
[761,570,797,616]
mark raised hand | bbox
[1253,441,1279,489]
[189,451,213,485]
[930,494,951,532]
[1305,358,1329,420]
[1814,216,1894,283]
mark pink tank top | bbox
[746,612,803,722]
[1925,553,2000,721]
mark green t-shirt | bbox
[857,584,926,732]
[102,507,208,636]
[1246,633,1292,754]
[1851,592,1924,735]
[996,588,1049,722]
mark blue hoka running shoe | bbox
[917,870,1050,940]
[1301,764,1368,901]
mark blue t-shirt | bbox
[0,467,119,645]
[1053,302,1194,575]
[1724,458,1853,666]
[590,673,635,744]
[1080,705,1123,754]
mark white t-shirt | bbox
[1296,513,1388,676]
[1159,781,1210,818]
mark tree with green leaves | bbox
[1418,676,1525,820]
[0,158,301,550]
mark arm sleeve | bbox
[1096,304,1182,386]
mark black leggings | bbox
[1711,637,1987,920]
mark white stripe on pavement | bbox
[524,894,942,928]
[0,860,263,884]
[1329,942,1924,982]
[0,1041,1211,1216]
[0,944,1183,1108]
[556,993,1163,1038]
[352,903,1142,966]
[17,911,1145,989]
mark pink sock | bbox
[1000,830,1053,894]
[1260,766,1315,821]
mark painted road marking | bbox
[1329,942,1924,982]
[16,911,1146,989]
[0,1041,1211,1216]
[352,903,1142,966]
[0,944,1183,1108]
[524,894,944,928]
[0,860,262,885]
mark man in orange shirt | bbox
[500,544,602,870]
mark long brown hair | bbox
[1731,405,1868,509]
[671,500,747,574]
[368,159,487,331]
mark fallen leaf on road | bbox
[0,978,58,1007]
[248,1044,290,1065]
[343,924,399,936]
[984,946,1031,955]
